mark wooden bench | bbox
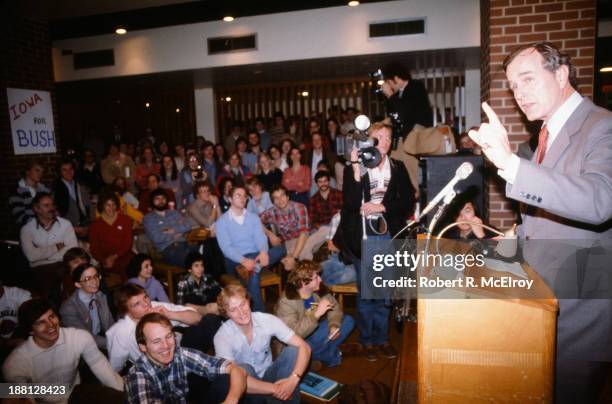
[259,269,282,303]
[149,250,184,303]
[328,282,358,310]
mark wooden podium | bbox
[414,240,558,403]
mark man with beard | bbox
[143,188,196,266]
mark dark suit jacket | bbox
[386,79,433,137]
[51,178,90,225]
[60,290,115,350]
[335,157,415,259]
[506,97,612,362]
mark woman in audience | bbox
[60,264,115,350]
[256,152,283,191]
[180,152,206,206]
[246,177,273,215]
[282,146,311,206]
[268,145,285,172]
[326,117,342,153]
[174,143,186,172]
[109,176,143,224]
[235,137,257,174]
[78,148,104,195]
[219,152,251,187]
[160,154,183,210]
[187,181,221,228]
[126,253,169,302]
[157,141,170,161]
[218,177,234,213]
[280,139,294,171]
[214,143,228,166]
[89,192,135,282]
[134,146,160,190]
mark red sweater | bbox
[89,213,134,280]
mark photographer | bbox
[335,120,415,361]
[380,62,433,143]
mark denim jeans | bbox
[162,242,198,267]
[306,316,354,366]
[224,245,286,312]
[351,233,391,346]
[239,346,300,404]
[321,253,357,285]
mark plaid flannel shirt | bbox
[260,201,309,241]
[308,188,343,228]
[125,346,229,404]
[175,273,221,306]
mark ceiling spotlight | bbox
[145,102,150,108]
[225,97,232,102]
[115,27,127,35]
[175,107,181,113]
[600,67,612,73]
[223,16,234,22]
[348,1,360,6]
[377,79,384,86]
[301,91,309,97]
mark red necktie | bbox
[536,124,548,164]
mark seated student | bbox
[246,177,273,215]
[276,261,354,369]
[215,186,286,313]
[106,284,219,372]
[126,254,169,303]
[319,213,357,286]
[444,198,499,240]
[187,181,221,228]
[0,281,31,356]
[125,313,248,404]
[9,159,50,227]
[51,158,92,239]
[60,264,115,350]
[143,188,197,267]
[3,299,124,401]
[214,284,311,404]
[176,253,221,311]
[218,176,234,213]
[138,173,176,214]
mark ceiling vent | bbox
[208,34,257,55]
[73,49,115,69]
[369,19,426,38]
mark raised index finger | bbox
[482,102,503,128]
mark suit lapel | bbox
[542,98,591,168]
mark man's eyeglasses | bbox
[79,274,102,283]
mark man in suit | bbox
[469,42,612,403]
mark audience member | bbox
[320,213,356,286]
[214,284,311,403]
[200,141,220,186]
[180,152,207,206]
[20,192,78,303]
[224,122,244,154]
[255,117,272,151]
[143,189,197,266]
[9,159,50,227]
[215,186,286,312]
[246,177,273,215]
[126,254,169,303]
[3,299,124,400]
[279,139,294,173]
[89,192,134,281]
[444,198,498,240]
[276,261,354,369]
[256,152,283,192]
[309,170,343,230]
[138,173,176,214]
[247,130,263,159]
[101,143,136,186]
[51,159,92,239]
[160,154,183,210]
[269,112,288,146]
[326,117,342,154]
[0,281,31,342]
[268,145,285,172]
[261,185,325,270]
[106,284,217,372]
[282,147,311,206]
[60,264,115,350]
[220,152,252,188]
[306,133,335,194]
[176,253,221,310]
[214,143,228,166]
[134,146,161,190]
[174,143,186,172]
[78,148,104,195]
[218,177,234,213]
[187,181,221,228]
[125,312,248,404]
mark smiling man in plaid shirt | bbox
[125,312,249,404]
[260,185,327,271]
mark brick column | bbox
[480,0,596,229]
[0,6,60,239]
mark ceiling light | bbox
[600,67,612,73]
[225,97,232,102]
[301,91,309,97]
[145,102,150,108]
[115,27,127,35]
[348,1,360,6]
[377,79,384,86]
[175,107,181,113]
[223,16,234,22]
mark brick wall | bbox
[0,7,60,239]
[480,0,596,230]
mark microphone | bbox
[419,162,474,219]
